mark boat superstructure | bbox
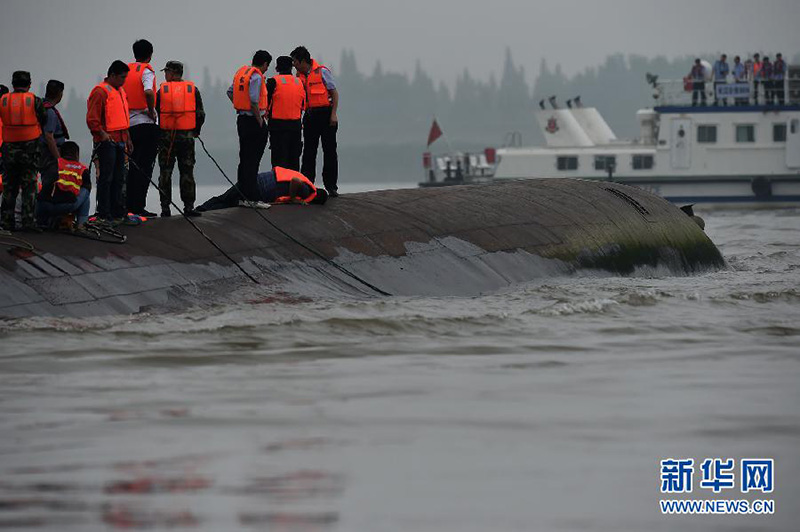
[424,73,800,207]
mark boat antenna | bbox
[196,137,392,297]
[548,95,558,109]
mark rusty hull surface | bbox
[0,179,724,318]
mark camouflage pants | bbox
[1,140,40,229]
[158,132,196,210]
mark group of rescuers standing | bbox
[0,39,333,234]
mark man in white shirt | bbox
[124,39,159,217]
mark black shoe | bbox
[327,190,339,198]
[161,209,171,218]
[138,209,158,218]
[184,208,202,217]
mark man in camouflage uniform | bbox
[0,72,47,231]
[155,61,205,217]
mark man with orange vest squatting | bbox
[291,46,339,197]
[35,141,92,230]
[124,39,160,218]
[86,60,134,224]
[227,50,272,201]
[155,60,206,218]
[267,56,305,171]
[197,166,327,212]
[0,71,48,232]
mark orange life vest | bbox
[232,65,268,112]
[95,83,130,132]
[123,62,155,111]
[55,158,88,198]
[752,61,762,79]
[0,92,42,142]
[159,81,197,130]
[300,60,332,109]
[274,166,317,203]
[270,74,305,120]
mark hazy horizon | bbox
[2,0,799,94]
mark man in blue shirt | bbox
[227,50,272,200]
[39,80,68,189]
[712,54,729,106]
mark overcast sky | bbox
[1,0,799,95]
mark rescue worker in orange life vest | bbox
[227,50,272,201]
[124,39,160,218]
[267,56,305,171]
[0,71,48,232]
[197,167,328,212]
[155,60,205,218]
[291,46,339,197]
[36,141,92,230]
[86,60,133,224]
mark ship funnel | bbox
[548,95,558,109]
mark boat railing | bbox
[652,77,796,107]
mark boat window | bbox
[697,125,717,143]
[556,156,578,171]
[736,125,756,143]
[773,123,787,143]
[594,155,616,171]
[632,155,654,170]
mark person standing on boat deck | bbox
[749,53,762,104]
[732,56,747,106]
[0,71,47,232]
[86,61,133,224]
[689,59,707,106]
[39,80,68,192]
[227,50,271,201]
[291,46,339,197]
[267,56,305,171]
[773,53,787,106]
[712,54,729,106]
[156,61,205,218]
[124,39,160,218]
[760,57,773,105]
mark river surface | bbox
[1,195,798,531]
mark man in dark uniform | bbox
[155,60,205,217]
[0,71,47,231]
[291,46,340,197]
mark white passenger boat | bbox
[424,72,800,207]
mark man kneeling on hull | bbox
[197,166,327,212]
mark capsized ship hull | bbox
[0,179,724,318]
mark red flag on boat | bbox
[427,119,443,147]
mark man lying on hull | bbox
[197,166,327,212]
